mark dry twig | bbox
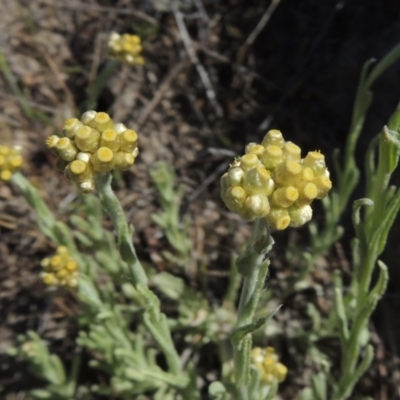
[237,0,282,64]
[173,9,224,118]
[138,58,189,128]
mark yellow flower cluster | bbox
[0,145,23,182]
[40,246,78,288]
[220,130,332,230]
[108,32,145,65]
[251,347,288,385]
[46,111,139,193]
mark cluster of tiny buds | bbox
[46,111,139,193]
[251,346,288,385]
[108,32,145,65]
[220,130,332,230]
[40,246,78,288]
[0,145,23,182]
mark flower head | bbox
[251,346,288,385]
[46,111,139,193]
[40,246,79,288]
[220,130,332,229]
[108,32,145,65]
[0,145,23,182]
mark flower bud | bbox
[260,145,283,170]
[91,147,115,172]
[239,153,260,171]
[242,194,270,220]
[80,110,97,126]
[283,141,301,161]
[66,160,92,183]
[119,129,138,153]
[101,129,120,152]
[223,186,246,212]
[273,160,302,186]
[88,112,114,132]
[227,167,245,186]
[313,175,332,199]
[243,167,274,196]
[56,138,78,161]
[288,205,312,227]
[266,208,290,230]
[79,180,95,194]
[296,182,318,206]
[261,130,285,148]
[303,151,326,176]
[245,143,265,156]
[46,135,60,154]
[271,186,298,208]
[114,151,135,171]
[74,126,100,152]
[63,118,83,139]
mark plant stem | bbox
[95,173,148,287]
[232,218,273,394]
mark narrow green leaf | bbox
[311,372,327,400]
[369,260,389,300]
[369,188,400,256]
[388,97,400,131]
[352,198,373,247]
[366,42,400,88]
[231,306,282,342]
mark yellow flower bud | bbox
[114,151,135,171]
[245,143,265,156]
[283,141,301,161]
[66,160,92,183]
[266,208,291,230]
[239,153,260,171]
[101,129,120,152]
[40,247,78,289]
[56,246,69,256]
[67,277,79,288]
[271,186,298,208]
[56,268,69,279]
[313,175,332,199]
[223,186,247,212]
[220,173,229,190]
[0,145,23,181]
[296,182,318,206]
[46,135,60,154]
[0,170,12,181]
[63,118,83,139]
[119,129,138,153]
[74,126,100,152]
[273,160,302,186]
[114,123,128,134]
[66,260,77,271]
[303,151,327,176]
[288,205,312,227]
[251,346,288,386]
[50,255,63,271]
[0,146,10,156]
[79,180,95,194]
[90,147,115,172]
[260,145,283,170]
[88,112,114,132]
[80,110,97,126]
[227,167,245,186]
[42,273,57,285]
[261,129,285,148]
[242,194,270,220]
[275,363,288,383]
[56,138,78,161]
[243,167,274,196]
